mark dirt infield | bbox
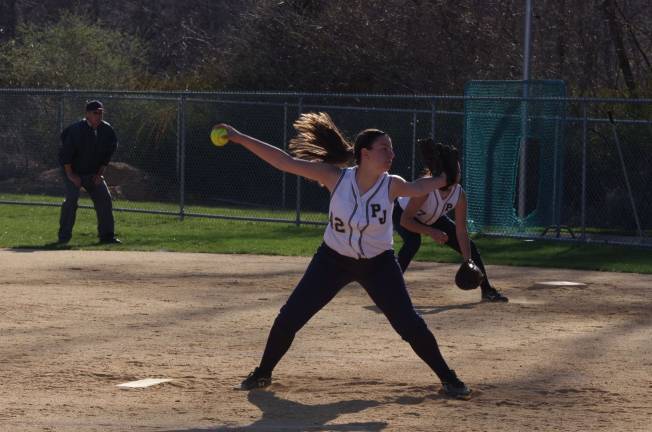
[1,249,650,431]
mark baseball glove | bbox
[455,259,484,290]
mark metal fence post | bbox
[608,112,644,238]
[282,102,288,209]
[58,94,65,132]
[295,97,303,226]
[430,99,436,139]
[581,101,588,239]
[178,94,186,221]
[551,119,559,230]
[518,82,530,220]
[411,111,417,181]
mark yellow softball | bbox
[210,127,229,147]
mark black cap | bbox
[85,100,104,112]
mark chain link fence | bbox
[1,88,650,246]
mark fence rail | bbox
[1,88,650,246]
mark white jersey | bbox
[323,167,394,259]
[397,184,463,225]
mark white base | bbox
[533,281,587,288]
[117,378,173,389]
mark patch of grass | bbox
[1,200,651,274]
[415,235,652,273]
[0,203,325,255]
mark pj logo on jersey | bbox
[370,204,387,224]
[330,202,387,233]
[416,203,454,220]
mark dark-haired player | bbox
[393,139,508,303]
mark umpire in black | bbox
[57,100,121,244]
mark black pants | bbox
[257,243,456,383]
[393,205,492,292]
[58,171,115,242]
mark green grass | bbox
[0,201,325,256]
[1,199,652,274]
[415,236,652,274]
[0,192,329,223]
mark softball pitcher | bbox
[214,113,472,399]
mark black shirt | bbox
[58,119,118,175]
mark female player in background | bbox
[393,139,508,302]
[214,113,472,399]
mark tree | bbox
[0,11,147,88]
[601,0,637,97]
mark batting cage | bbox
[463,80,567,236]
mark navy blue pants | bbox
[392,205,492,292]
[258,243,455,382]
[58,171,115,242]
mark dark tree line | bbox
[0,0,650,96]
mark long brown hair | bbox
[289,112,353,165]
[289,112,387,166]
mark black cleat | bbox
[441,370,472,399]
[99,237,122,244]
[240,367,272,390]
[482,287,509,303]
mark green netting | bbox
[463,80,566,233]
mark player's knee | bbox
[274,308,307,335]
[403,234,421,253]
[62,198,79,209]
[392,313,428,343]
